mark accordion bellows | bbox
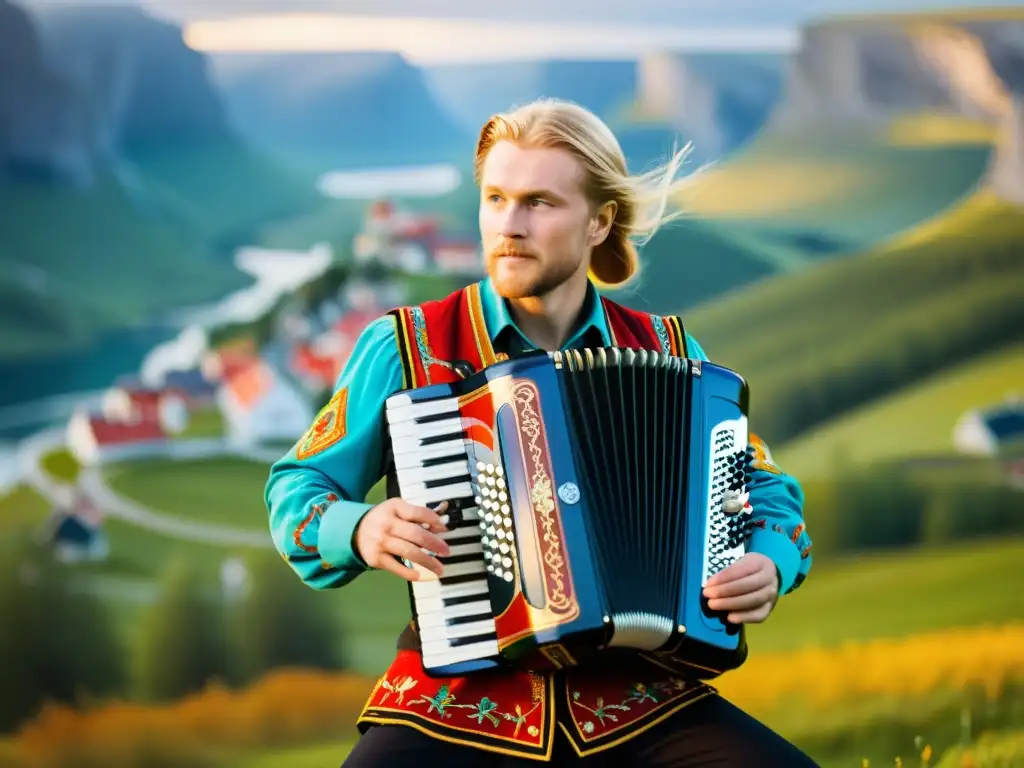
[385,347,755,679]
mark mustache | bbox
[490,244,537,259]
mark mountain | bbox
[33,3,231,159]
[0,0,96,185]
[0,2,319,366]
[209,52,473,170]
[423,54,785,166]
[630,52,786,161]
[765,15,1024,136]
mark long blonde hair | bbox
[474,98,696,288]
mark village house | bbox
[352,199,482,276]
[67,405,176,466]
[953,395,1024,456]
[37,489,109,564]
[218,358,313,446]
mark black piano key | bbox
[421,430,466,446]
[439,552,482,566]
[443,593,487,608]
[425,473,473,489]
[445,612,494,626]
[414,411,461,424]
[440,572,485,586]
[423,453,470,468]
[449,632,498,648]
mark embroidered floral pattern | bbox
[379,675,417,705]
[372,673,545,737]
[570,677,698,737]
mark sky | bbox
[21,0,1024,63]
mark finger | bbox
[391,519,451,557]
[707,585,777,613]
[375,553,422,583]
[727,604,772,624]
[384,536,445,576]
[704,571,772,599]
[703,556,761,587]
[394,500,448,531]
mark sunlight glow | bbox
[183,14,798,63]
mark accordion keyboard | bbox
[386,394,501,671]
[703,418,750,585]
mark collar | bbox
[478,276,612,351]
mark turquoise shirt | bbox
[265,278,812,596]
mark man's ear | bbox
[589,200,617,246]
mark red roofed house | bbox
[102,385,189,433]
[67,407,172,466]
[202,341,258,384]
[218,359,313,446]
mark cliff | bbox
[987,96,1024,204]
[33,4,232,158]
[768,18,1024,131]
[765,15,1024,202]
[0,0,96,184]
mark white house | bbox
[953,395,1024,456]
[218,359,313,446]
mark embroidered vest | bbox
[356,282,724,761]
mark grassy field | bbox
[102,457,272,531]
[675,125,993,246]
[683,189,1024,443]
[776,341,1024,478]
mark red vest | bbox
[355,282,716,761]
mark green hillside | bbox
[0,143,320,361]
[685,190,1024,444]
[777,342,1024,478]
[678,124,993,247]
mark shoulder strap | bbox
[661,315,689,358]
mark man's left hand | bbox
[702,553,780,624]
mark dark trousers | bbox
[341,693,819,767]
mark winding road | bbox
[18,428,271,549]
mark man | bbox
[265,98,817,766]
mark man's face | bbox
[479,141,599,299]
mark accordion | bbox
[385,347,754,679]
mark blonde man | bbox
[266,99,817,766]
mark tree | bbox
[0,538,125,731]
[228,551,342,684]
[134,557,228,702]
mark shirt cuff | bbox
[318,500,374,571]
[748,528,801,594]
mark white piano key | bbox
[389,416,464,440]
[421,633,496,657]
[387,397,460,424]
[419,618,496,644]
[444,541,483,558]
[436,560,485,579]
[422,638,500,668]
[395,460,471,485]
[393,440,469,466]
[386,392,415,409]
[402,481,474,505]
[415,598,491,624]
[411,578,488,601]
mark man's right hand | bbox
[354,499,451,581]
